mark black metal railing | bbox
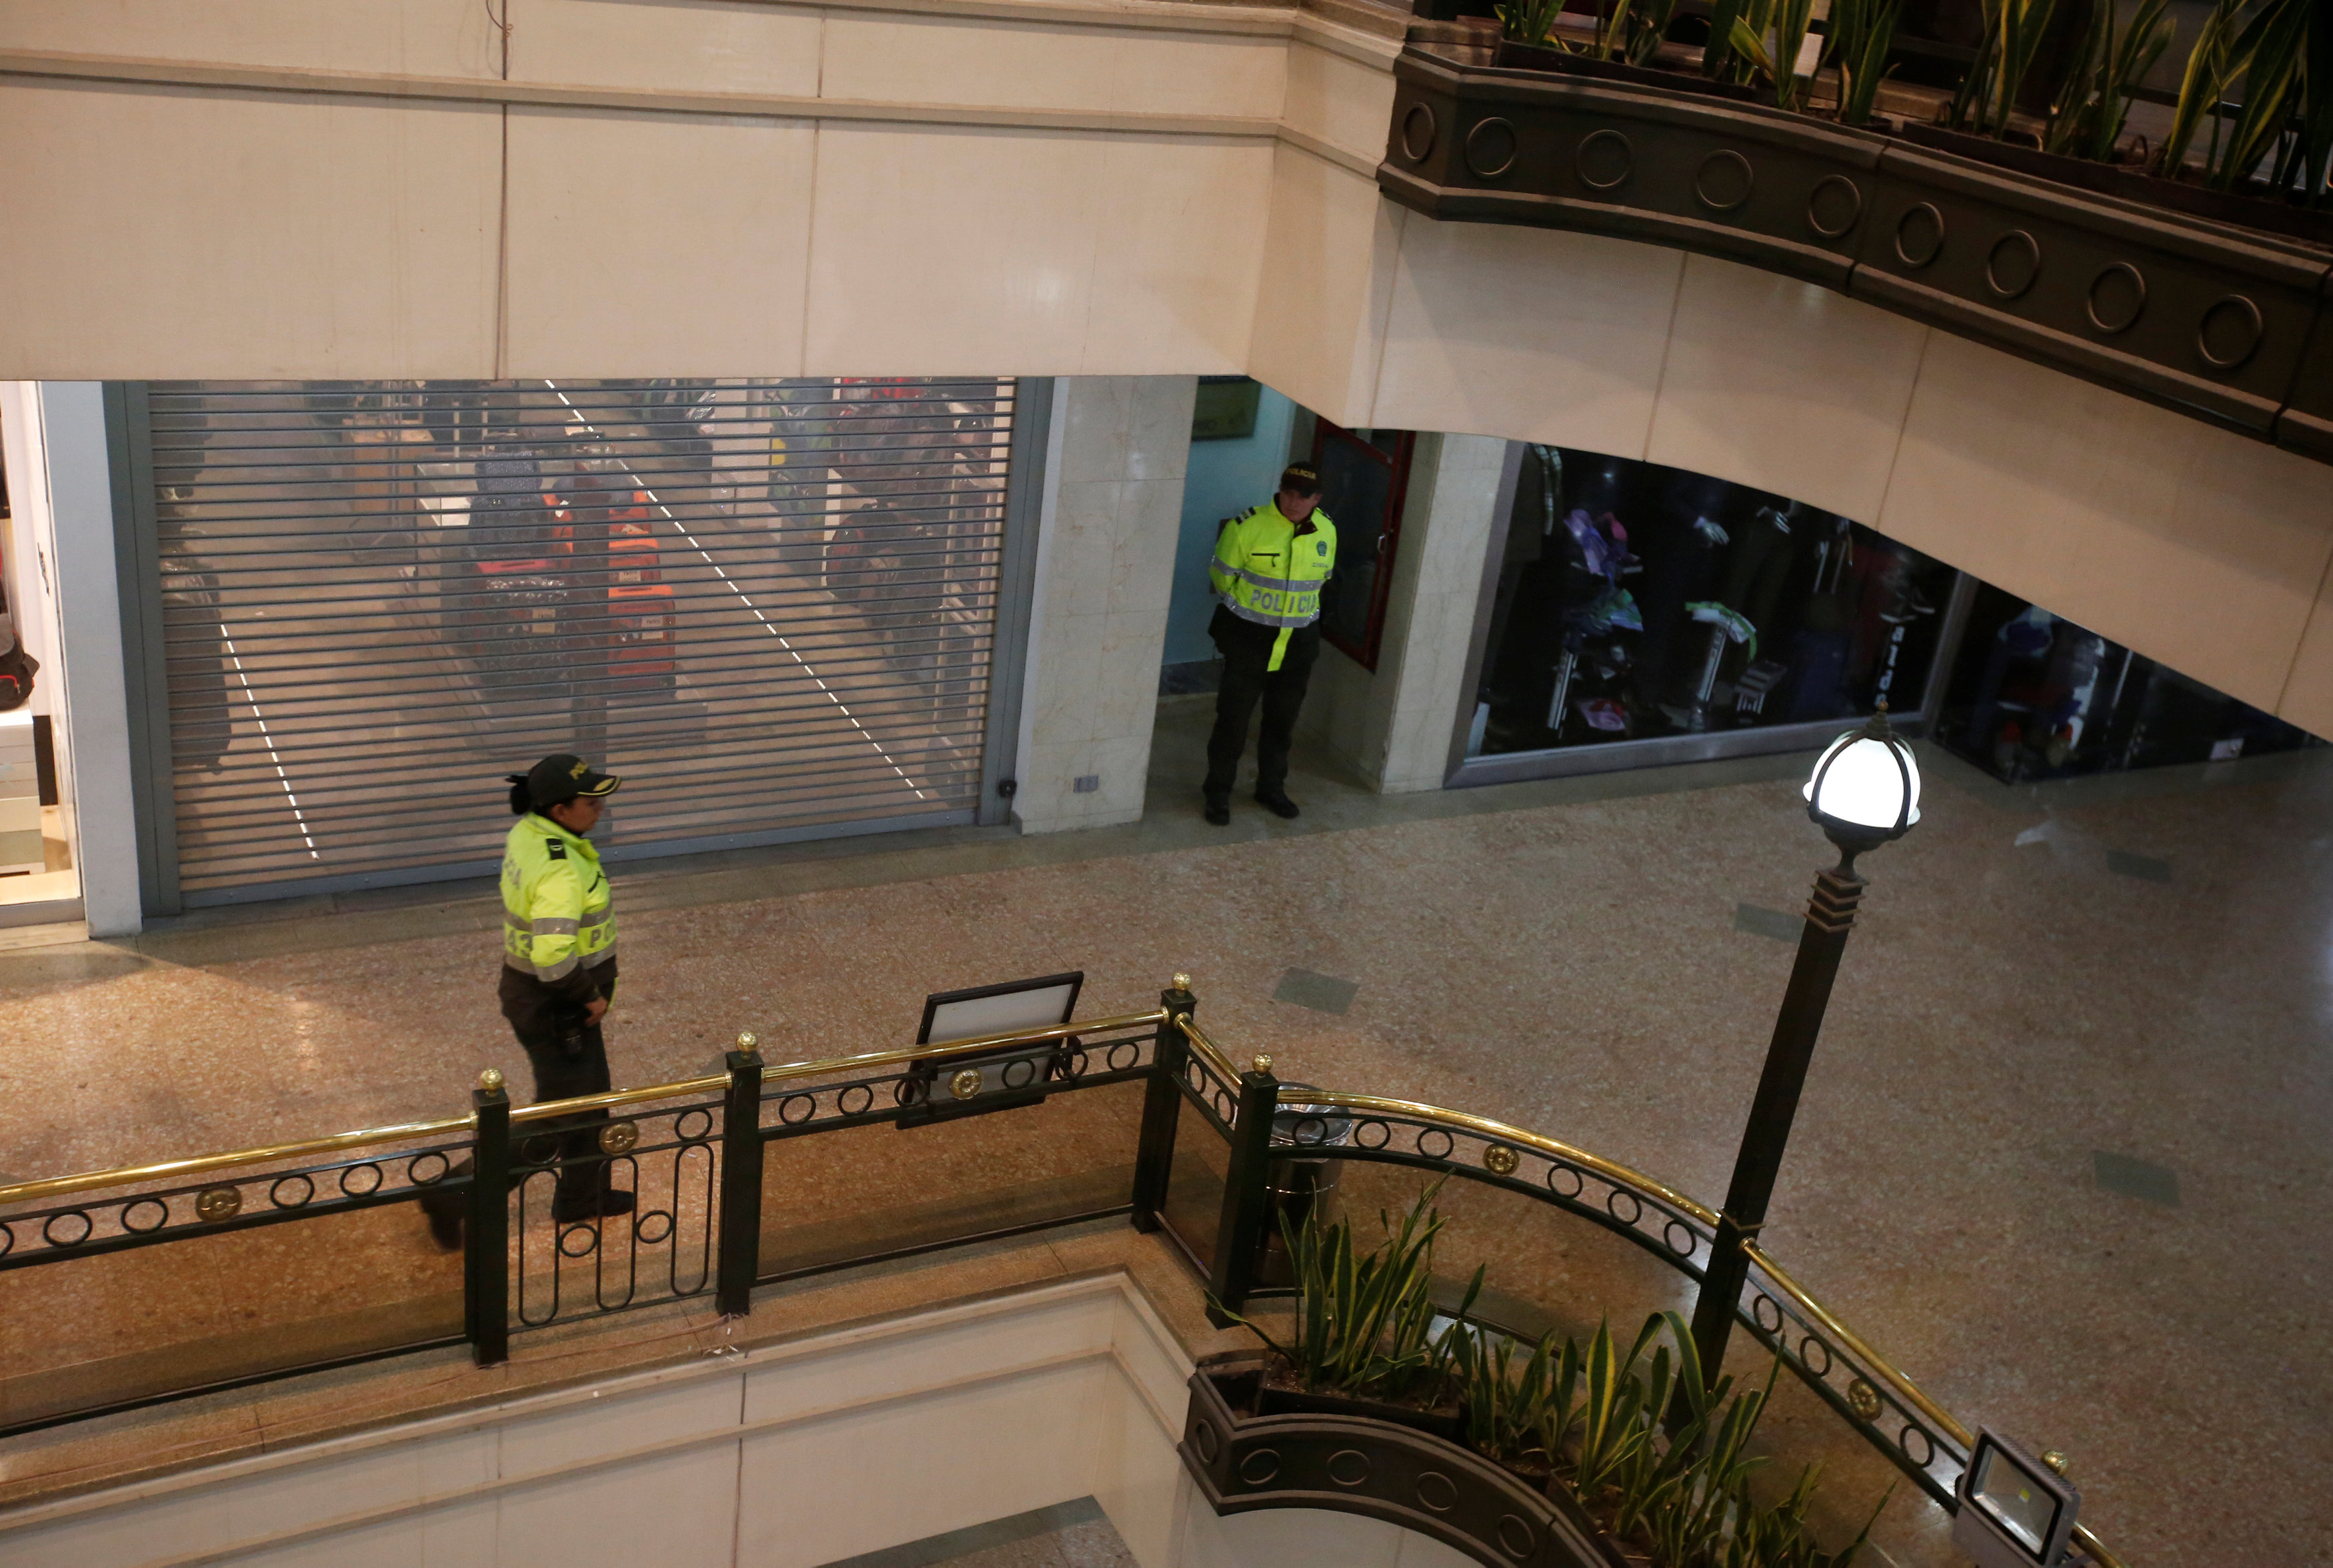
[0,978,2123,1567]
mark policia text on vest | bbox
[420,754,634,1246]
[1202,463,1336,826]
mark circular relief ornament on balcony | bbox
[2197,294,2264,369]
[1806,175,1863,239]
[1401,103,1438,163]
[2086,262,2147,334]
[1574,129,1633,193]
[1328,1449,1372,1487]
[1893,203,1946,269]
[1694,150,1754,213]
[1985,231,2042,300]
[1416,1470,1459,1513]
[1465,117,1519,181]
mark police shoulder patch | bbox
[545,839,567,859]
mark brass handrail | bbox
[1286,1090,1723,1229]
[0,1114,475,1209]
[0,1010,1177,1197]
[1174,1014,1245,1088]
[749,1008,1170,1092]
[1744,1241,1973,1449]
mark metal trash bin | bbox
[1258,1085,1355,1287]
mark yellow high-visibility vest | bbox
[501,813,617,988]
[1210,500,1337,670]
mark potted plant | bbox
[1215,1181,1470,1439]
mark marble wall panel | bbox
[1281,34,1401,165]
[0,0,497,78]
[821,13,1285,120]
[1880,334,2333,715]
[1644,253,1929,525]
[512,0,824,97]
[1372,221,1678,458]
[0,83,499,379]
[503,107,815,377]
[1247,145,1403,428]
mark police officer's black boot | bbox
[1254,791,1300,820]
[1202,791,1230,826]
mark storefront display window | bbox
[1935,584,2317,782]
[1466,448,1960,763]
[1314,421,1415,670]
[0,422,83,918]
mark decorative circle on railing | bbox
[1848,1377,1882,1421]
[1902,1424,1936,1468]
[676,1108,715,1143]
[122,1197,170,1233]
[1004,1058,1039,1090]
[1292,1116,1329,1146]
[1482,1144,1520,1177]
[1496,1515,1536,1560]
[1465,117,1519,180]
[2086,262,2147,334]
[2198,293,2264,369]
[1401,102,1437,163]
[951,1070,984,1102]
[635,1209,675,1245]
[1984,230,2042,299]
[1894,203,1945,268]
[1194,1418,1220,1463]
[1062,1047,1091,1080]
[780,1093,817,1124]
[44,1211,93,1247]
[558,1223,601,1258]
[407,1151,451,1185]
[1214,1089,1236,1122]
[1545,1163,1582,1199]
[1355,1118,1391,1150]
[340,1162,383,1197]
[1800,1333,1834,1378]
[1752,1293,1782,1334]
[1663,1219,1696,1257]
[1417,1128,1456,1160]
[1694,149,1754,213]
[1108,1041,1139,1072]
[271,1174,315,1209]
[1239,1448,1281,1486]
[598,1120,641,1156]
[517,1132,561,1167]
[1806,174,1863,238]
[1606,1189,1642,1226]
[1575,129,1634,192]
[1416,1470,1458,1513]
[1328,1448,1372,1487]
[0,1221,13,1257]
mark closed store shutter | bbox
[147,378,1019,904]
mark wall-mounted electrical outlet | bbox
[1073,774,1101,794]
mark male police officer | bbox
[1203,463,1336,824]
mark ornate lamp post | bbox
[1689,706,1922,1386]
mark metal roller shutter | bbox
[147,378,1020,904]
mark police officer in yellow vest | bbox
[498,753,631,1223]
[1203,463,1336,825]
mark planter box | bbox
[1254,1357,1466,1443]
[1378,46,2333,466]
[1180,1356,1626,1568]
[1494,41,1761,103]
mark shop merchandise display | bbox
[1936,586,2316,782]
[1474,450,1956,758]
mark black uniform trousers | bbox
[1204,606,1320,802]
[419,996,618,1227]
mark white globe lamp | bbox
[1802,704,1921,860]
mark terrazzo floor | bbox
[3,700,2330,1568]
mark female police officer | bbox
[422,753,631,1249]
[499,753,632,1224]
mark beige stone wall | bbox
[1015,375,1196,833]
[3,0,2329,736]
[1296,432,1506,792]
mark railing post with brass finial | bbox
[716,1032,766,1317]
[466,1067,511,1367]
[1131,974,1194,1233]
[1206,1048,1280,1326]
